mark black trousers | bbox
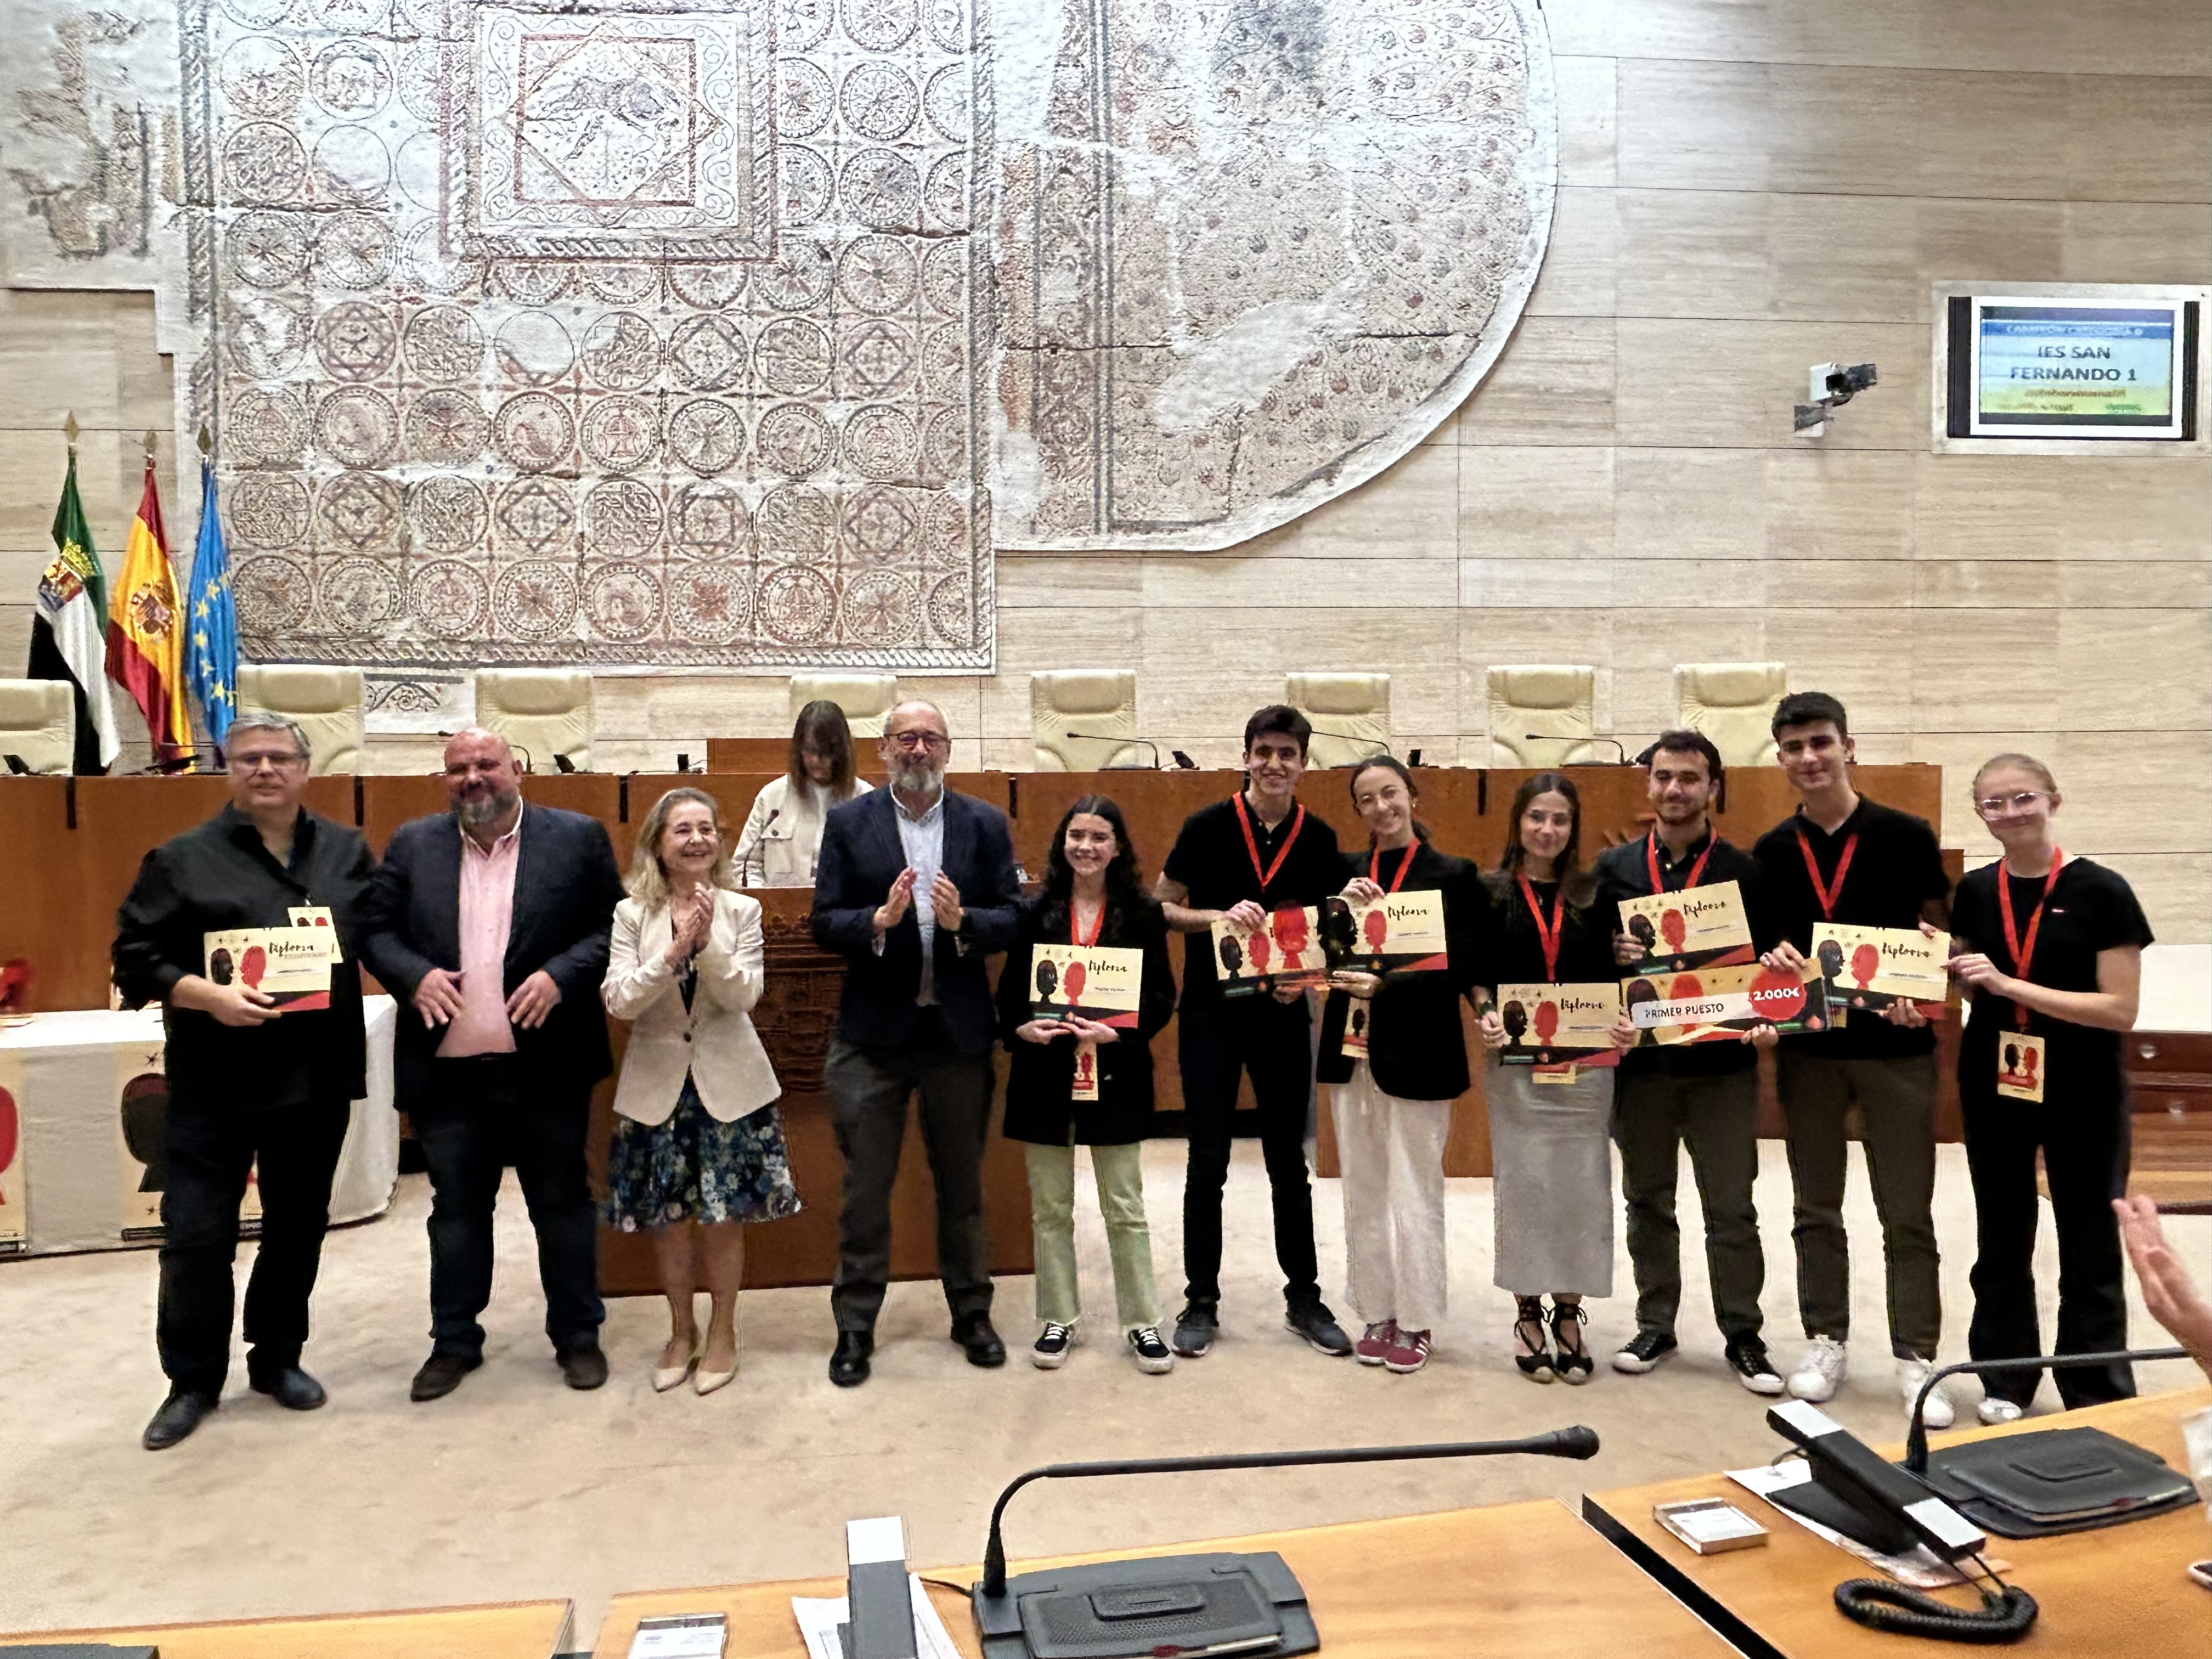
[410,1054,603,1358]
[1962,1081,2135,1408]
[823,1012,995,1335]
[1180,1005,1319,1308]
[157,1093,351,1395]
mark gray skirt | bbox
[1487,1058,1615,1296]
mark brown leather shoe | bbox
[409,1350,481,1402]
[557,1344,610,1390]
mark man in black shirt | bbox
[1593,730,1781,1393]
[112,715,375,1450]
[1751,692,1954,1426]
[1155,707,1351,1360]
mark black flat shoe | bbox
[830,1330,873,1387]
[557,1344,610,1391]
[1549,1299,1593,1385]
[143,1389,218,1451]
[409,1350,481,1403]
[952,1312,1007,1368]
[1513,1296,1554,1383]
[249,1365,327,1411]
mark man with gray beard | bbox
[360,727,624,1401]
[810,699,1023,1386]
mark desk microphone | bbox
[1062,732,1160,769]
[1525,733,1629,764]
[1903,1345,2188,1475]
[553,752,578,774]
[1169,750,1198,770]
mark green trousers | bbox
[1023,1139,1160,1330]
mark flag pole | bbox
[64,410,79,456]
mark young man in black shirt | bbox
[1593,730,1782,1393]
[1752,692,1955,1427]
[1155,707,1351,1359]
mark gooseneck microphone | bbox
[977,1427,1599,1600]
[1525,733,1629,764]
[1062,732,1160,769]
[1903,1346,2187,1475]
[1305,726,1390,762]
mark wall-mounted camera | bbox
[1794,362,1878,436]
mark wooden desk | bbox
[1583,1386,2212,1659]
[591,1501,1735,1658]
[0,1597,573,1658]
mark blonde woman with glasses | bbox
[603,787,799,1395]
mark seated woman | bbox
[733,699,872,886]
[998,796,1177,1373]
[603,787,799,1395]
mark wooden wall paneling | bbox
[361,775,448,853]
[0,777,80,1011]
[704,737,787,772]
[71,776,233,1007]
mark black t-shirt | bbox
[1479,870,1617,989]
[1162,795,1342,1013]
[1753,797,1952,1059]
[1593,828,1765,1078]
[1950,857,2153,1098]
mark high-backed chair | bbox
[1675,662,1786,768]
[788,673,898,739]
[235,664,365,775]
[1032,670,1144,770]
[475,669,593,771]
[0,679,76,775]
[1285,673,1391,769]
[1487,665,1598,767]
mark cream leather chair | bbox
[476,669,593,771]
[1675,662,1786,768]
[1285,673,1391,769]
[1487,665,1599,767]
[788,673,898,739]
[1032,670,1144,770]
[0,679,76,775]
[235,665,365,775]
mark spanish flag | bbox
[107,456,191,763]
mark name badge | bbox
[1995,1032,2046,1103]
[1340,994,1372,1060]
[1071,1039,1099,1103]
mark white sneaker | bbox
[1898,1356,1954,1430]
[1977,1396,2024,1426]
[1787,1336,1848,1402]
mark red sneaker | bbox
[1354,1321,1397,1365]
[1384,1329,1432,1374]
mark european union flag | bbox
[184,460,239,748]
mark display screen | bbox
[1970,300,2183,438]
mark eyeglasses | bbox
[1974,790,2049,819]
[230,751,303,774]
[888,730,949,752]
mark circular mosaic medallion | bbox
[408,474,489,553]
[919,238,965,317]
[223,123,306,204]
[493,476,575,549]
[314,299,396,380]
[318,556,403,633]
[754,400,830,476]
[404,388,490,465]
[494,561,578,641]
[585,562,664,641]
[228,472,311,550]
[839,149,919,230]
[841,483,920,561]
[842,0,915,52]
[494,311,575,385]
[755,484,835,563]
[584,477,664,555]
[493,391,574,471]
[411,558,490,639]
[840,318,914,397]
[842,404,920,482]
[397,221,480,295]
[919,320,966,394]
[672,482,749,556]
[667,261,747,311]
[394,131,444,212]
[314,470,402,549]
[841,61,918,140]
[923,153,968,230]
[924,0,968,53]
[757,239,834,312]
[777,59,833,138]
[778,0,832,49]
[404,304,483,382]
[311,40,390,117]
[927,569,975,644]
[219,37,302,119]
[578,311,661,390]
[313,385,399,467]
[583,263,661,304]
[753,317,830,396]
[397,41,444,121]
[227,210,311,289]
[314,210,393,288]
[494,260,575,304]
[228,385,309,464]
[225,293,310,377]
[315,0,386,30]
[219,0,293,30]
[776,146,833,225]
[232,554,313,631]
[838,234,918,314]
[669,558,753,645]
[579,395,661,472]
[922,489,969,563]
[311,125,391,202]
[668,314,747,391]
[667,399,746,476]
[919,404,968,483]
[923,62,968,141]
[757,565,836,643]
[840,570,917,645]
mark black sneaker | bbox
[1611,1330,1677,1375]
[1127,1327,1175,1374]
[1031,1322,1074,1370]
[1284,1300,1353,1357]
[1724,1334,1785,1396]
[1171,1300,1218,1358]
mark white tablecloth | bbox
[0,996,398,1256]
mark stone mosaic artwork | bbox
[2,0,1552,670]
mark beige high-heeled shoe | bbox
[693,1336,738,1396]
[653,1335,703,1393]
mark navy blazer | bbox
[358,802,625,1105]
[810,786,1022,1056]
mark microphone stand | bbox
[1062,732,1159,769]
[1904,1347,2187,1475]
[1524,733,1629,764]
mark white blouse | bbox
[732,774,871,887]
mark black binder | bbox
[1921,1425,2200,1539]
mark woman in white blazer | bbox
[603,787,799,1395]
[732,699,872,886]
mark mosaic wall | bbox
[3,0,1554,669]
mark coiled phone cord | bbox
[1835,1553,2038,1644]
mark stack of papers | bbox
[791,1572,962,1659]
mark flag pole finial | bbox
[63,410,80,451]
[143,429,159,464]
[196,422,212,458]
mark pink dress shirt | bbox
[437,813,522,1058]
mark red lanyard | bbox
[1369,841,1417,894]
[1233,794,1305,893]
[1069,898,1104,947]
[1517,873,1566,982]
[1995,850,2064,1030]
[1795,826,1860,921]
[1646,832,1713,894]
